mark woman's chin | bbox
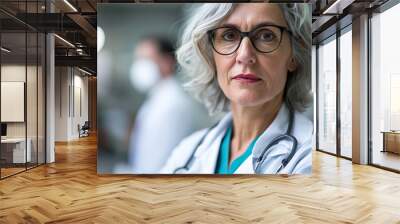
[230,92,266,108]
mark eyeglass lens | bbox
[211,26,283,55]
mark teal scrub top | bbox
[215,125,260,174]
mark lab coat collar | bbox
[193,112,232,173]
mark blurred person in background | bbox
[128,36,211,173]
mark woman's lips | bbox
[232,73,261,83]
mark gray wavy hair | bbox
[176,3,312,115]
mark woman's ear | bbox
[288,57,297,72]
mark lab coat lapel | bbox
[191,113,232,174]
[234,157,254,174]
[194,133,223,173]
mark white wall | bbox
[55,67,69,141]
[73,73,89,137]
[55,67,89,141]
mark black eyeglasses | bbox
[207,25,291,55]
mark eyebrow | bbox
[218,22,286,30]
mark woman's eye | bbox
[257,30,276,42]
[222,30,238,41]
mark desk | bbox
[381,131,400,154]
[1,138,31,163]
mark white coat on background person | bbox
[128,36,211,173]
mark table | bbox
[381,131,400,154]
[1,138,32,163]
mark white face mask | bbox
[129,58,161,93]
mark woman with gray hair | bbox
[161,3,313,174]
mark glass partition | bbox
[0,1,46,179]
[1,30,28,178]
[317,36,337,155]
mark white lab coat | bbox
[161,103,313,174]
[129,77,211,173]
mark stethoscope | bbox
[173,106,298,174]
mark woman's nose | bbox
[236,37,256,65]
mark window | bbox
[371,2,400,171]
[339,28,352,158]
[317,36,337,155]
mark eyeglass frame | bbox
[207,24,293,55]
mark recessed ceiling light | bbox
[63,0,78,12]
[322,0,354,15]
[78,67,92,76]
[54,34,75,48]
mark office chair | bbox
[79,121,90,138]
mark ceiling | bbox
[0,0,98,74]
[0,0,393,75]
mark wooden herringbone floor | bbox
[1,134,400,223]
